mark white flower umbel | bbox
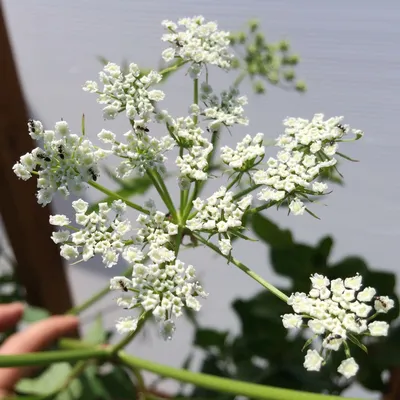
[83,62,164,122]
[283,273,394,378]
[109,209,207,340]
[170,116,213,181]
[200,84,249,129]
[221,133,265,172]
[161,16,233,78]
[253,113,363,216]
[186,187,252,255]
[98,127,174,178]
[50,199,132,268]
[13,120,107,206]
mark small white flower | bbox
[282,314,303,329]
[368,321,389,337]
[289,199,305,215]
[219,238,232,255]
[303,349,324,371]
[116,316,138,334]
[374,296,395,313]
[308,319,325,335]
[337,357,359,379]
[49,215,71,226]
[344,274,362,291]
[357,287,376,302]
[310,274,330,290]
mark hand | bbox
[0,303,78,398]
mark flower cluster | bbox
[98,127,174,178]
[50,199,131,268]
[282,273,394,378]
[221,133,265,172]
[171,116,213,181]
[110,208,207,339]
[161,16,233,78]
[186,187,253,255]
[253,113,363,215]
[83,62,164,121]
[13,120,107,206]
[199,84,249,129]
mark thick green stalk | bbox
[118,352,355,400]
[89,180,149,214]
[58,339,361,400]
[193,233,288,303]
[0,349,108,367]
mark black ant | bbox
[37,152,51,162]
[337,123,346,132]
[136,125,149,133]
[57,144,65,159]
[28,119,35,133]
[374,296,387,308]
[88,167,98,181]
[327,334,342,342]
[174,39,183,48]
[118,280,129,292]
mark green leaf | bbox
[194,329,229,350]
[251,213,293,248]
[16,363,73,395]
[79,364,112,400]
[101,365,137,399]
[84,314,107,345]
[22,305,50,323]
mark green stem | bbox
[193,78,199,125]
[0,349,108,367]
[226,173,242,191]
[58,339,360,400]
[233,70,247,87]
[182,182,199,222]
[247,200,278,215]
[118,353,356,400]
[193,233,288,303]
[88,180,149,214]
[233,184,262,200]
[159,59,188,77]
[110,311,151,355]
[153,169,177,218]
[66,267,132,315]
[146,169,177,220]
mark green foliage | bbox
[186,214,399,398]
[14,314,137,399]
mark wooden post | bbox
[0,2,74,314]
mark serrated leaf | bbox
[16,363,72,395]
[22,305,50,323]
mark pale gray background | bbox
[2,1,400,398]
